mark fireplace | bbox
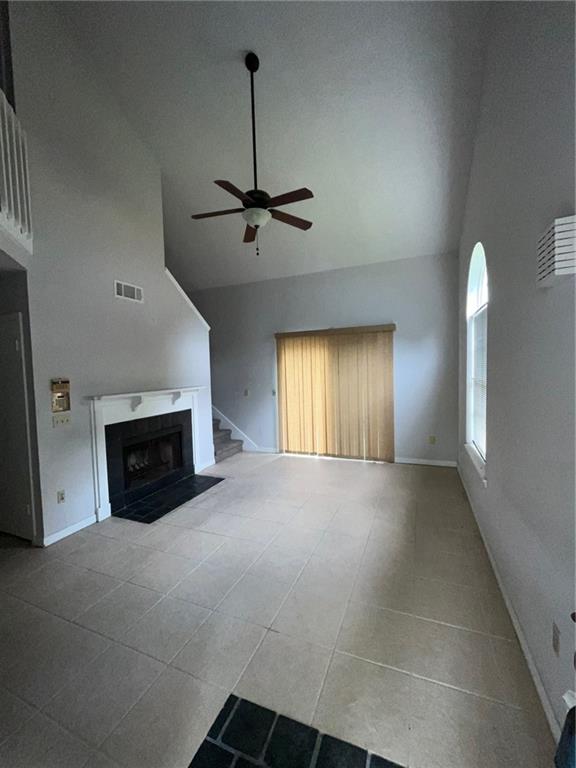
[123,429,183,490]
[105,409,194,513]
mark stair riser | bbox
[215,442,243,462]
[212,416,242,461]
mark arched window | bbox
[466,242,488,461]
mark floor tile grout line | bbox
[257,522,328,631]
[221,522,328,697]
[344,596,516,642]
[70,578,165,630]
[211,694,242,742]
[0,686,40,749]
[166,497,321,678]
[309,521,373,725]
[64,546,218,646]
[308,730,323,768]
[336,649,526,711]
[406,657,415,768]
[97,667,230,768]
[205,511,321,621]
[257,709,280,763]
[33,656,165,759]
[0,582,217,688]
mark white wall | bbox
[10,3,214,543]
[458,3,575,731]
[193,252,459,463]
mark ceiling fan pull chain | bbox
[256,228,260,256]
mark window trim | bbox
[465,242,488,482]
[465,441,487,486]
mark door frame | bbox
[0,310,38,541]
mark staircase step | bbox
[212,418,221,431]
[213,428,232,445]
[215,439,243,462]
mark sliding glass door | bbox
[276,325,395,462]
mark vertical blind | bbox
[276,326,395,462]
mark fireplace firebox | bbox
[105,409,194,513]
[123,429,183,490]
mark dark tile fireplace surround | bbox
[105,409,222,523]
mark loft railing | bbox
[0,87,32,254]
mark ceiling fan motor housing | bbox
[244,189,271,209]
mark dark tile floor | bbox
[112,474,223,523]
[190,696,403,768]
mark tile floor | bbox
[0,453,555,767]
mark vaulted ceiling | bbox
[60,2,489,290]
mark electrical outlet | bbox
[552,622,560,656]
[52,413,71,428]
[56,490,65,504]
[428,435,437,445]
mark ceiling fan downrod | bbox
[245,52,260,192]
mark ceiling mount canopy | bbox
[191,51,314,245]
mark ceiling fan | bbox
[191,52,314,244]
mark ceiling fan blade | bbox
[270,209,313,231]
[214,180,251,203]
[267,188,313,208]
[191,207,244,220]
[243,224,257,243]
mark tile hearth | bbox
[191,695,402,767]
[0,453,554,768]
[113,474,223,524]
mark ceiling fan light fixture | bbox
[242,207,271,229]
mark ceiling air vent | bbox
[537,215,575,287]
[115,280,143,303]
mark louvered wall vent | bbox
[537,215,575,287]
[115,280,143,302]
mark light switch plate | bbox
[52,413,71,428]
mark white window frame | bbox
[466,243,488,482]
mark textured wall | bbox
[457,2,575,730]
[193,252,459,463]
[10,3,214,540]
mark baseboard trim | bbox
[212,406,265,452]
[395,457,457,468]
[195,458,216,472]
[43,515,97,547]
[458,463,561,741]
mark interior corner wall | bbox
[457,2,575,731]
[0,269,43,542]
[9,3,214,543]
[192,252,459,463]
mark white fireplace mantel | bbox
[88,386,207,521]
